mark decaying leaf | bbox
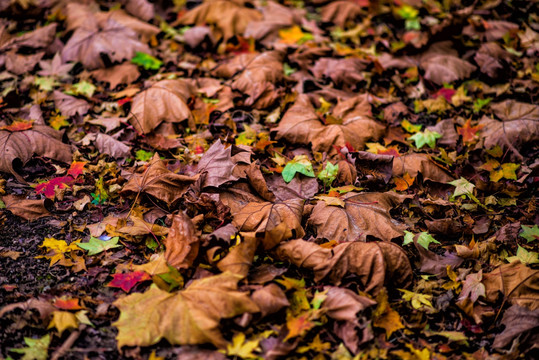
[232,198,304,249]
[308,192,409,242]
[164,213,200,269]
[277,239,412,294]
[2,195,51,221]
[113,272,259,348]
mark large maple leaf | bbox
[308,192,410,242]
[113,272,259,348]
[275,95,385,155]
[128,79,194,134]
[0,123,72,181]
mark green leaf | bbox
[408,129,441,149]
[396,4,418,20]
[403,231,440,249]
[9,334,50,360]
[77,236,122,256]
[34,76,59,91]
[131,52,163,70]
[70,80,96,98]
[135,149,154,162]
[317,162,339,188]
[448,177,475,197]
[473,98,491,113]
[283,63,297,76]
[520,225,539,243]
[282,155,315,183]
[506,245,539,265]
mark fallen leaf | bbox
[275,95,385,155]
[409,129,442,149]
[48,310,78,335]
[251,283,290,317]
[128,79,193,134]
[113,273,259,348]
[373,289,405,338]
[506,246,539,265]
[392,154,454,183]
[121,154,198,206]
[459,271,486,303]
[9,334,50,360]
[322,287,376,323]
[308,191,409,242]
[482,261,539,310]
[520,225,539,243]
[2,195,51,221]
[197,140,238,188]
[277,239,412,294]
[0,123,72,182]
[225,333,261,359]
[282,155,315,183]
[77,236,122,256]
[91,62,140,89]
[107,271,152,292]
[232,198,304,250]
[493,305,539,350]
[164,213,200,269]
[52,91,91,117]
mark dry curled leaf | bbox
[1,195,52,221]
[322,287,377,323]
[275,95,385,155]
[121,154,199,206]
[251,283,290,317]
[113,272,259,348]
[392,153,454,183]
[0,123,72,181]
[308,192,409,242]
[276,239,412,294]
[164,213,200,270]
[178,0,262,41]
[128,79,194,134]
[232,198,305,250]
[197,140,238,188]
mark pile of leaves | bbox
[0,0,538,359]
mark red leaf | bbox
[434,88,456,101]
[107,271,152,293]
[67,161,86,178]
[54,298,84,310]
[35,176,75,199]
[0,120,34,132]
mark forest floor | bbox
[0,0,538,359]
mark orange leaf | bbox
[394,172,415,191]
[0,120,34,132]
[457,119,484,143]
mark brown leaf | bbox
[0,124,72,181]
[275,95,385,155]
[392,154,454,183]
[121,154,198,206]
[232,198,305,250]
[52,91,91,117]
[91,62,140,89]
[113,272,260,348]
[474,42,513,78]
[61,18,150,70]
[217,233,258,277]
[5,50,44,75]
[322,287,376,323]
[178,0,263,41]
[320,1,363,28]
[213,52,283,108]
[482,261,539,310]
[463,20,519,41]
[2,195,51,221]
[124,0,155,21]
[117,216,170,237]
[419,42,476,85]
[0,23,56,51]
[244,1,303,46]
[493,305,539,350]
[415,243,463,277]
[38,52,74,79]
[311,58,366,88]
[0,298,55,320]
[349,151,394,183]
[128,79,193,134]
[164,213,200,270]
[197,140,238,188]
[251,283,290,317]
[276,239,412,294]
[478,101,539,159]
[82,133,131,159]
[308,192,409,242]
[266,174,319,201]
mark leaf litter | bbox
[0,0,538,359]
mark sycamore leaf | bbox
[457,119,484,143]
[48,310,79,335]
[394,172,415,191]
[318,162,339,188]
[113,273,259,348]
[459,271,485,303]
[131,51,163,70]
[506,246,539,265]
[36,238,81,266]
[225,333,260,359]
[9,334,50,360]
[77,236,122,256]
[520,225,539,243]
[399,289,434,311]
[448,177,475,197]
[70,80,96,98]
[282,155,315,183]
[107,271,152,292]
[408,129,442,149]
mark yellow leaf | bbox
[148,350,164,360]
[373,289,404,338]
[131,253,170,275]
[36,238,81,266]
[113,273,259,348]
[399,289,434,310]
[225,333,260,359]
[501,163,519,180]
[297,334,331,353]
[279,26,312,45]
[48,311,78,335]
[49,115,69,130]
[284,311,317,341]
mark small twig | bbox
[51,325,86,360]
